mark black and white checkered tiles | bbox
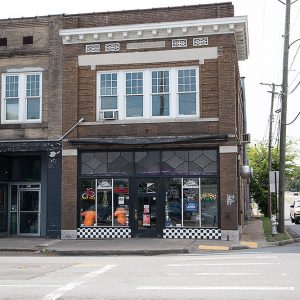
[163,228,221,239]
[77,227,221,239]
[77,227,131,239]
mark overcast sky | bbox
[1,0,300,163]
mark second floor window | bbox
[1,73,42,123]
[97,66,199,121]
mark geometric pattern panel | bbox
[163,228,221,239]
[77,227,131,239]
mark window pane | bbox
[165,178,182,227]
[179,93,196,115]
[183,187,200,227]
[100,73,117,96]
[113,179,129,227]
[97,189,112,226]
[135,151,160,174]
[178,69,196,92]
[26,75,40,97]
[126,72,143,94]
[5,76,18,98]
[6,98,19,120]
[79,180,96,227]
[201,178,218,227]
[152,70,169,93]
[152,94,169,116]
[27,98,40,119]
[126,95,143,117]
[101,96,118,110]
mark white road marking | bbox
[173,256,277,260]
[167,262,280,267]
[137,286,295,291]
[42,264,117,300]
[0,285,61,287]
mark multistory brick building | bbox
[59,2,250,240]
[0,15,63,238]
[0,2,250,241]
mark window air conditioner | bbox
[101,110,118,120]
[242,133,251,143]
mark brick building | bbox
[0,2,250,241]
[59,2,250,240]
[0,16,63,238]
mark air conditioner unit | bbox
[242,133,251,143]
[101,110,118,120]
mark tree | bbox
[247,140,298,215]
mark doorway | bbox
[132,178,163,237]
[9,184,41,236]
[0,184,8,235]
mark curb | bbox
[45,248,189,256]
[230,245,250,250]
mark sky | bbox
[1,0,299,163]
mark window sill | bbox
[84,117,219,125]
[0,122,48,129]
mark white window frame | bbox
[1,72,42,124]
[96,66,199,121]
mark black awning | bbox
[69,134,228,146]
[0,140,61,153]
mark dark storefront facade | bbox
[77,148,221,239]
[0,142,62,238]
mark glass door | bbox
[0,184,8,234]
[18,189,40,235]
[133,179,162,237]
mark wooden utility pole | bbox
[278,0,291,233]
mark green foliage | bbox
[247,140,298,215]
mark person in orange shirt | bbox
[81,206,96,226]
[114,206,127,225]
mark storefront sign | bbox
[143,205,150,213]
[97,179,112,189]
[82,188,96,200]
[114,186,129,194]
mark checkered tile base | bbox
[77,227,131,239]
[163,228,221,239]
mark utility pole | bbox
[261,83,280,218]
[278,0,291,233]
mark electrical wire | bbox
[289,44,300,71]
[286,111,300,124]
[289,79,300,93]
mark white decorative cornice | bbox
[59,16,249,60]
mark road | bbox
[0,245,300,300]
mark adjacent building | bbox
[0,2,250,241]
[0,15,63,238]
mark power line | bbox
[288,44,300,71]
[289,79,300,93]
[286,111,300,124]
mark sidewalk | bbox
[0,218,272,256]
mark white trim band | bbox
[219,146,238,154]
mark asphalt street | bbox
[0,244,299,300]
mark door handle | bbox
[134,209,138,220]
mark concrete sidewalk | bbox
[0,218,280,256]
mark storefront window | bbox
[97,179,113,226]
[183,178,200,227]
[79,178,130,227]
[165,178,182,227]
[79,180,96,226]
[201,178,218,227]
[113,179,129,226]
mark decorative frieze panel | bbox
[85,44,100,53]
[193,37,209,47]
[105,43,120,52]
[172,39,187,48]
[127,41,165,50]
